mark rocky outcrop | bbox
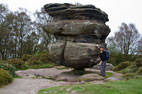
[44,3,111,69]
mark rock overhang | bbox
[44,3,109,23]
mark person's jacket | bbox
[100,50,108,61]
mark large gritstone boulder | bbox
[44,3,111,69]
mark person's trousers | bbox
[100,60,107,76]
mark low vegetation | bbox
[25,52,51,66]
[0,69,13,87]
[0,52,56,88]
[3,52,56,70]
[39,79,142,94]
[23,52,56,69]
[114,58,142,79]
[0,61,16,77]
[6,58,26,70]
[113,61,133,71]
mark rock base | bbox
[92,63,113,71]
[51,68,104,82]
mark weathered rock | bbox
[92,63,114,71]
[49,42,100,69]
[55,73,105,82]
[44,3,108,23]
[44,20,110,43]
[78,74,104,82]
[44,3,111,69]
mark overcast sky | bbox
[1,0,142,36]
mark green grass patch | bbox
[39,79,142,94]
[106,72,113,78]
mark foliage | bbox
[135,58,142,67]
[3,52,55,70]
[0,69,13,87]
[21,54,32,61]
[137,38,142,55]
[0,3,53,60]
[26,52,51,66]
[107,23,141,55]
[137,68,142,75]
[113,61,132,71]
[6,58,26,70]
[106,23,142,66]
[39,79,142,94]
[26,63,56,69]
[119,64,137,74]
[21,52,56,69]
[0,61,16,77]
[115,58,142,79]
[108,52,124,66]
[107,43,138,66]
[123,73,137,80]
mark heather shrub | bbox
[0,69,13,87]
[135,58,142,67]
[6,58,26,70]
[0,61,16,77]
[21,54,32,61]
[114,61,132,71]
[26,52,52,66]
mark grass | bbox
[106,72,113,78]
[39,79,142,94]
[28,63,56,69]
[22,63,57,70]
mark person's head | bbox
[99,46,104,51]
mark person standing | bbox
[99,46,110,77]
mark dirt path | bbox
[0,78,72,94]
[0,68,76,94]
[0,67,123,94]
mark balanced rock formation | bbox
[44,3,110,69]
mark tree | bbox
[0,4,11,60]
[33,8,54,51]
[107,23,141,55]
[137,37,142,55]
[0,4,58,60]
[23,32,40,54]
[10,9,32,57]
